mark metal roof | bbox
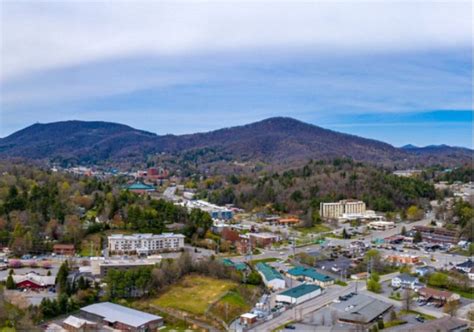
[256,262,283,281]
[333,294,392,324]
[287,266,333,282]
[126,183,155,190]
[80,302,162,328]
[278,283,321,298]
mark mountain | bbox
[0,117,471,167]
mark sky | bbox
[0,1,472,148]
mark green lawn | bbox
[209,290,251,323]
[249,257,279,266]
[383,320,407,329]
[294,224,331,235]
[152,275,238,315]
[399,310,436,320]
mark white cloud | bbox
[1,1,471,80]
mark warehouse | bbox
[276,284,322,305]
[255,262,286,290]
[79,302,163,332]
[332,294,392,325]
[287,266,334,287]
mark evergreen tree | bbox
[6,274,15,289]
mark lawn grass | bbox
[79,233,102,256]
[152,275,238,315]
[293,224,331,235]
[209,290,251,323]
[399,310,436,320]
[383,320,407,329]
[334,280,348,286]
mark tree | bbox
[444,301,460,317]
[413,230,423,243]
[377,319,384,329]
[401,226,407,236]
[56,261,70,295]
[6,275,15,289]
[246,271,262,285]
[403,288,413,311]
[342,228,350,239]
[367,272,381,293]
[406,205,423,221]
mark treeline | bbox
[0,162,212,256]
[105,253,259,300]
[195,159,436,214]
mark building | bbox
[249,233,280,248]
[108,233,185,255]
[276,283,322,305]
[8,272,55,290]
[413,317,469,332]
[125,182,155,194]
[222,258,248,272]
[418,287,460,304]
[320,200,366,219]
[368,221,395,231]
[287,266,334,287]
[350,272,369,280]
[277,217,300,226]
[412,226,458,244]
[415,266,436,277]
[391,274,421,290]
[53,244,76,256]
[79,302,163,332]
[332,294,393,325]
[62,315,97,332]
[386,254,420,265]
[455,259,473,274]
[393,169,422,177]
[240,313,257,326]
[255,262,285,290]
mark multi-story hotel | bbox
[320,199,366,219]
[108,233,185,255]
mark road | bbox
[248,272,445,332]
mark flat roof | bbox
[333,294,392,324]
[108,233,185,240]
[80,302,162,328]
[278,283,321,298]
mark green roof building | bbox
[287,266,334,287]
[276,283,322,304]
[125,182,155,193]
[255,262,285,290]
[222,258,248,271]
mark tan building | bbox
[320,200,366,219]
[108,233,185,255]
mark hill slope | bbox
[0,117,471,166]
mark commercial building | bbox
[6,272,55,290]
[418,287,460,304]
[125,182,155,194]
[386,254,420,265]
[79,302,163,332]
[414,317,469,332]
[249,233,280,248]
[53,244,76,256]
[320,200,366,219]
[368,221,395,231]
[255,262,285,290]
[455,259,473,274]
[332,294,393,325]
[222,258,248,272]
[108,233,185,255]
[62,315,97,332]
[276,284,322,305]
[240,313,258,326]
[277,217,301,225]
[412,226,458,244]
[287,266,334,287]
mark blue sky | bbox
[1,1,472,148]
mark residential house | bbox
[391,274,421,290]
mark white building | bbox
[391,274,420,290]
[276,284,322,305]
[368,221,396,231]
[108,233,185,255]
[320,200,366,219]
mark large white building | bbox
[320,199,366,219]
[108,233,185,255]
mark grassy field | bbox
[79,233,102,256]
[152,275,238,315]
[209,290,251,323]
[248,257,279,266]
[294,224,331,235]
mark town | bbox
[0,162,472,332]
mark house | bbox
[418,287,460,304]
[8,272,55,290]
[391,274,421,290]
[240,313,257,326]
[415,266,436,277]
[455,259,474,274]
[287,266,334,287]
[276,284,322,305]
[255,262,285,290]
[79,302,163,332]
[249,233,280,248]
[53,244,75,256]
[277,217,300,226]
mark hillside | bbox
[0,117,471,167]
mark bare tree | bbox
[403,288,413,311]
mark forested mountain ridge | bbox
[0,117,471,167]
